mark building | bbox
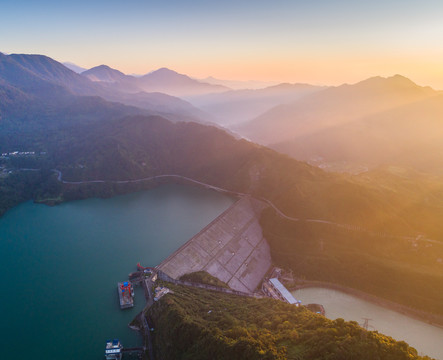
[263,278,300,305]
[154,286,170,301]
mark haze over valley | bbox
[2,1,443,359]
[57,56,443,177]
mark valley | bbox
[1,51,443,359]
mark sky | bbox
[2,0,443,88]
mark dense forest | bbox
[1,53,443,323]
[4,114,443,238]
[1,114,443,317]
[146,283,431,360]
[260,210,443,316]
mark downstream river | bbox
[292,287,443,359]
[0,184,235,360]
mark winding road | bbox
[17,168,441,244]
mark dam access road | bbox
[45,169,440,245]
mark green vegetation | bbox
[180,271,230,289]
[0,168,61,216]
[1,113,442,317]
[146,283,431,360]
[260,209,443,316]
[305,304,324,314]
[2,52,443,321]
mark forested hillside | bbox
[146,283,431,360]
[1,53,443,319]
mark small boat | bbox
[105,339,122,360]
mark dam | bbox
[158,196,272,293]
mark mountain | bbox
[273,94,443,174]
[146,282,428,359]
[2,55,443,318]
[236,75,439,171]
[81,64,143,93]
[137,67,229,97]
[6,53,99,95]
[0,52,89,120]
[237,75,436,144]
[82,64,128,83]
[188,82,324,126]
[1,108,443,315]
[0,53,208,123]
[82,65,229,98]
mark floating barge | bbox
[105,339,122,360]
[118,281,134,309]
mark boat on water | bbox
[105,339,122,360]
[137,262,155,272]
[117,281,134,309]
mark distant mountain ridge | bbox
[82,64,127,83]
[238,74,436,144]
[82,64,328,126]
[0,53,209,123]
[82,65,229,97]
[235,74,443,173]
[188,82,324,126]
[6,53,100,96]
[82,65,143,93]
[273,93,443,174]
[1,52,443,320]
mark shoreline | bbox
[3,172,443,329]
[289,279,443,328]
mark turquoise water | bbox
[0,185,235,360]
[292,287,443,360]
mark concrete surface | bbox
[158,196,271,293]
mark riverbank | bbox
[36,171,244,209]
[145,282,431,360]
[288,279,443,328]
[4,169,443,326]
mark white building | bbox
[267,278,300,305]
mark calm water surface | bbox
[292,287,443,359]
[0,184,235,360]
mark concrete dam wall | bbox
[158,196,271,293]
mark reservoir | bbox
[0,184,235,360]
[292,287,443,359]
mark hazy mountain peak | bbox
[391,73,411,81]
[387,74,435,91]
[82,64,127,83]
[237,73,438,147]
[143,67,188,82]
[264,82,319,91]
[90,64,113,71]
[151,67,178,74]
[9,53,72,72]
[1,53,94,95]
[352,74,425,91]
[139,67,229,97]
